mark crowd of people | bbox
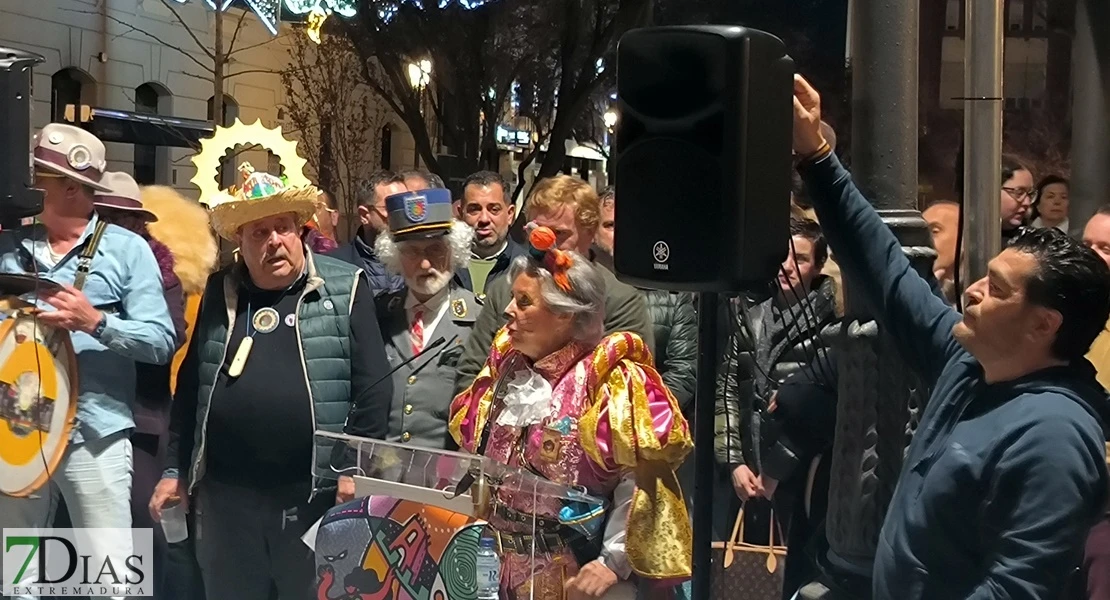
[0,73,1107,600]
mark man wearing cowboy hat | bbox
[373,188,479,449]
[154,166,393,600]
[94,171,196,599]
[0,124,177,600]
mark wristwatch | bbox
[92,313,108,338]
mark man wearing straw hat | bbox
[153,165,393,599]
[0,124,177,600]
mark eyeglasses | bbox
[400,244,448,261]
[1002,187,1034,201]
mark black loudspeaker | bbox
[614,26,794,292]
[0,47,45,226]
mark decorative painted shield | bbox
[0,313,78,497]
[314,496,483,600]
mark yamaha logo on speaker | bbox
[652,241,670,270]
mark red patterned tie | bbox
[410,307,425,355]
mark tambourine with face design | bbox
[0,310,78,497]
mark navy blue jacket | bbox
[327,227,404,297]
[801,152,1109,599]
[453,238,528,294]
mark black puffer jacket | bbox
[714,275,838,468]
[643,290,697,411]
[328,227,404,297]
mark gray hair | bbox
[375,220,474,275]
[507,251,606,342]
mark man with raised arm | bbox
[792,75,1110,599]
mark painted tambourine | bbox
[0,311,78,497]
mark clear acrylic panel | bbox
[313,431,604,515]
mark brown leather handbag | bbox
[710,505,787,599]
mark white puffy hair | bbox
[375,220,475,275]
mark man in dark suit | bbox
[328,171,408,296]
[372,188,479,449]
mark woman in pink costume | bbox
[450,226,693,599]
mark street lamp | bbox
[407,59,432,89]
[603,108,618,131]
[407,59,433,168]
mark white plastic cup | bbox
[160,498,188,544]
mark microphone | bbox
[333,335,452,475]
[345,335,451,417]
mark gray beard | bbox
[410,269,453,296]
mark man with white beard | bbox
[373,188,478,449]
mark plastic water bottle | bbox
[475,533,501,600]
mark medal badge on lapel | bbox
[0,313,78,498]
[539,416,575,463]
[451,298,467,319]
[253,307,280,334]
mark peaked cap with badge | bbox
[209,162,319,240]
[385,188,455,242]
[33,123,111,192]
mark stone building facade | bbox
[0,0,414,205]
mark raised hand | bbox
[792,74,826,157]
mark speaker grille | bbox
[614,138,722,286]
[617,31,727,121]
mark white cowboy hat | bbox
[93,172,158,222]
[33,123,111,192]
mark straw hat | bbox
[209,163,318,240]
[94,172,157,222]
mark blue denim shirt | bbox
[0,215,177,444]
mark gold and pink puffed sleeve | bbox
[577,331,694,582]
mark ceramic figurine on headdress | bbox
[237,162,285,202]
[371,189,477,450]
[450,225,693,599]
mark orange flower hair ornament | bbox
[526,224,575,293]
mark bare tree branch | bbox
[228,32,291,57]
[224,67,289,79]
[173,151,200,164]
[63,7,214,73]
[282,34,388,237]
[160,0,216,60]
[224,8,252,57]
[179,70,214,82]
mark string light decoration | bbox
[286,0,357,43]
[167,0,357,38]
